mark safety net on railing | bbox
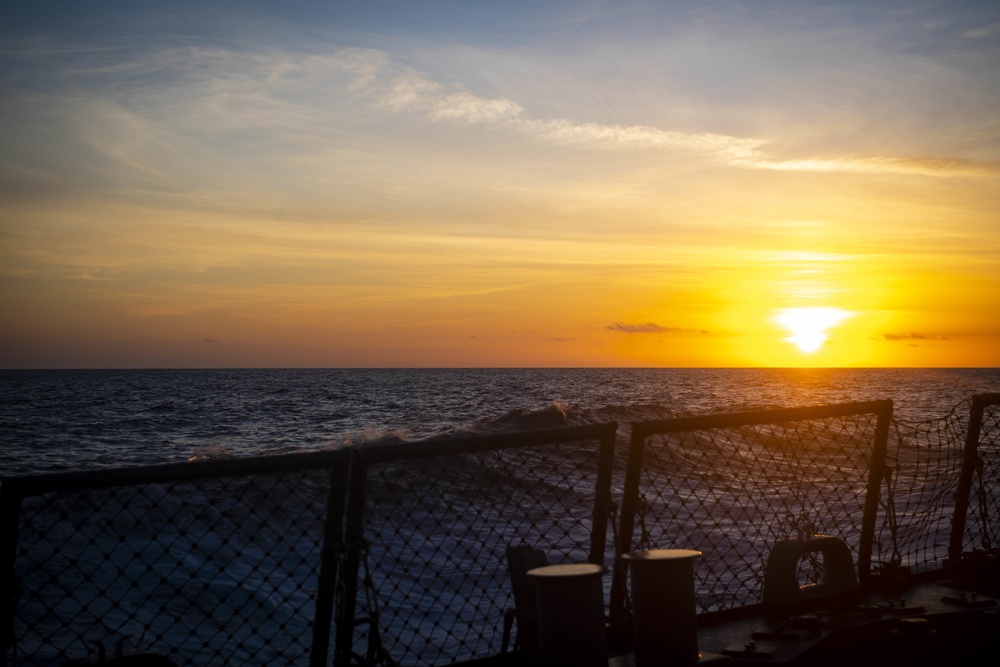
[1,454,348,667]
[611,401,893,616]
[880,402,969,577]
[341,424,617,667]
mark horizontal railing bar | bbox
[352,422,619,464]
[630,399,893,438]
[0,423,618,498]
[0,448,352,498]
[974,392,1000,406]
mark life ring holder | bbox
[763,535,858,606]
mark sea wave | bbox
[1,368,997,475]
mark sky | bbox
[1,0,998,368]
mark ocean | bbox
[2,367,998,477]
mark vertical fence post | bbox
[334,452,368,667]
[949,395,987,563]
[309,458,350,667]
[858,400,893,584]
[589,423,618,567]
[608,424,647,623]
[0,481,24,657]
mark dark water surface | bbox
[2,368,998,476]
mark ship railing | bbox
[0,449,353,667]
[609,400,895,620]
[0,423,620,667]
[2,396,999,666]
[337,423,619,667]
[950,393,1000,562]
[609,394,1000,622]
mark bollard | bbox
[622,549,701,667]
[527,563,608,667]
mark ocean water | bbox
[2,367,998,477]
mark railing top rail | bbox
[630,399,893,439]
[0,423,619,498]
[973,392,1000,407]
[0,447,352,499]
[352,421,619,464]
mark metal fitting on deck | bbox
[763,536,857,606]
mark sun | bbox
[774,307,854,354]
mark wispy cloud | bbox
[883,332,949,341]
[964,22,1000,39]
[330,49,762,161]
[327,48,996,178]
[744,155,1000,177]
[607,322,710,334]
[519,118,764,160]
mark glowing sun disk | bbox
[775,307,854,353]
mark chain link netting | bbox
[352,438,613,666]
[620,411,883,614]
[6,469,334,666]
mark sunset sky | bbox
[2,0,998,368]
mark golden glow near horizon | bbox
[0,1,998,368]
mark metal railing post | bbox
[588,423,618,567]
[608,423,647,622]
[0,480,24,657]
[858,400,893,584]
[949,394,996,562]
[309,460,350,667]
[334,452,368,667]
